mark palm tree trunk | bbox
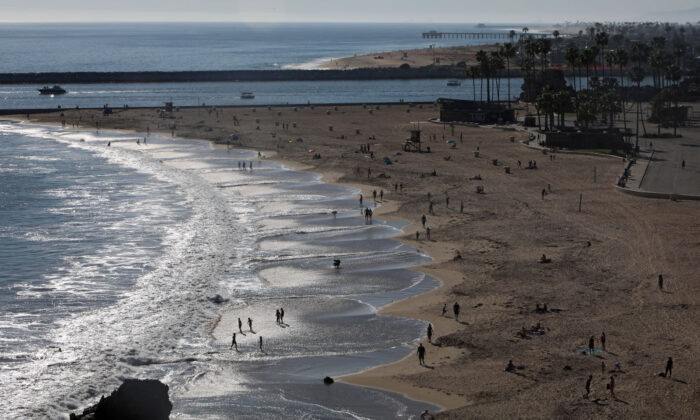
[506,58,511,108]
[480,78,483,103]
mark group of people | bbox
[230,317,263,352]
[237,161,254,170]
[229,308,287,353]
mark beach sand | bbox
[319,44,503,70]
[22,104,700,418]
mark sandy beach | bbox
[19,103,700,418]
[319,44,503,70]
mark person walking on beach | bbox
[248,317,253,333]
[665,357,673,377]
[373,190,377,202]
[259,336,264,352]
[585,375,593,398]
[421,215,426,228]
[426,227,431,241]
[600,332,606,351]
[453,302,460,321]
[658,274,664,290]
[359,194,363,206]
[588,336,595,354]
[275,309,281,325]
[230,332,238,351]
[417,343,426,365]
[608,376,615,399]
[427,323,433,343]
[280,308,285,324]
[416,231,420,240]
[238,318,243,334]
[380,190,383,201]
[460,200,464,214]
[442,304,447,317]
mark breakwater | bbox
[0,68,484,85]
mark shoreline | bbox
[7,117,457,412]
[14,104,700,418]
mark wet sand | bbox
[21,104,700,418]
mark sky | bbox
[2,0,699,23]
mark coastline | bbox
[15,104,700,418]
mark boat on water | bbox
[446,80,461,86]
[38,85,67,95]
[240,91,255,99]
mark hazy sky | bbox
[3,0,699,23]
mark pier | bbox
[422,31,549,40]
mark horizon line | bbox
[0,20,691,25]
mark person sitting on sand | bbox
[539,254,551,263]
[505,360,515,372]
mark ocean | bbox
[0,22,511,73]
[0,22,528,109]
[0,121,439,418]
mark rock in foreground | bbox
[70,379,172,420]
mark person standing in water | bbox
[259,336,264,352]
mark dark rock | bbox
[71,379,172,420]
[323,376,334,385]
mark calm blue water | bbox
[0,78,526,109]
[0,22,506,73]
[0,121,437,418]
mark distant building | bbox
[437,98,515,124]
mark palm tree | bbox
[629,65,646,148]
[467,66,480,102]
[553,90,571,127]
[500,43,517,107]
[615,49,629,132]
[490,52,505,104]
[595,32,609,78]
[476,50,491,103]
[581,46,597,88]
[565,46,580,91]
[537,38,552,73]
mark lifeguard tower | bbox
[403,129,422,152]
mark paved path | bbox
[637,129,700,196]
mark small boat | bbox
[38,85,67,95]
[240,91,255,99]
[447,80,461,87]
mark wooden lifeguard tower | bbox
[403,129,422,152]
